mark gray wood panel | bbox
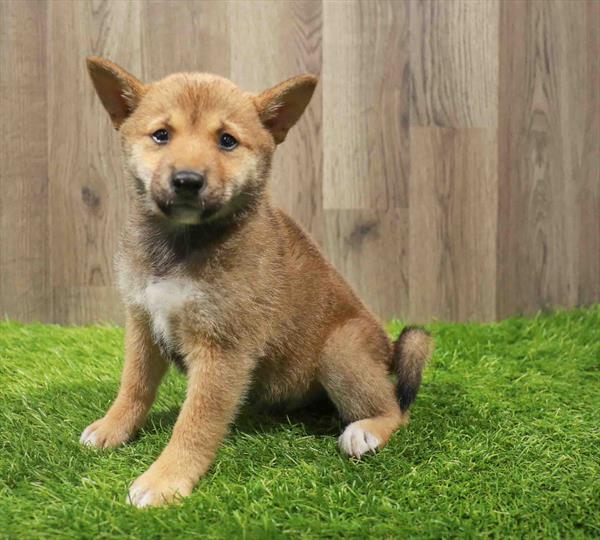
[0,0,598,324]
[323,0,409,210]
[410,0,499,128]
[141,0,230,80]
[0,0,50,322]
[47,0,142,324]
[496,0,598,318]
[409,127,497,322]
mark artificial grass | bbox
[0,308,599,539]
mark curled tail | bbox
[392,326,434,412]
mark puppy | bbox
[80,57,433,508]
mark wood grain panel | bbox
[409,128,497,322]
[141,0,229,81]
[322,0,409,210]
[0,0,50,322]
[1,0,598,324]
[496,0,598,318]
[410,0,499,128]
[324,209,408,321]
[575,0,600,305]
[47,0,143,324]
[229,0,324,245]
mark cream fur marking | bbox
[129,143,153,188]
[79,425,98,446]
[127,467,194,508]
[140,277,200,346]
[79,418,134,449]
[128,484,162,509]
[338,422,381,458]
[117,258,217,348]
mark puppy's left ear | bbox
[255,75,318,144]
[86,56,145,129]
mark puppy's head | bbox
[86,57,317,225]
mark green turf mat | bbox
[1,307,599,538]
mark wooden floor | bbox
[0,0,598,324]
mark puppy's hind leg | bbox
[318,318,431,458]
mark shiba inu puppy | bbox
[80,57,433,508]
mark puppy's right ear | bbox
[86,56,145,129]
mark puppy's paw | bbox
[80,417,135,449]
[338,422,381,459]
[127,466,194,508]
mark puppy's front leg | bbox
[127,345,254,508]
[80,310,168,448]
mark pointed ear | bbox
[255,75,318,144]
[86,56,145,129]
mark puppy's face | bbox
[87,58,317,225]
[122,74,273,225]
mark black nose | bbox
[171,171,205,197]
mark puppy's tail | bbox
[392,326,434,412]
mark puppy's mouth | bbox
[155,198,220,225]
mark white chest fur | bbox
[122,273,202,348]
[143,278,199,346]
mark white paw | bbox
[338,422,380,458]
[79,425,100,447]
[126,469,193,508]
[79,418,132,449]
[127,484,158,509]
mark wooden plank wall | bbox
[0,0,598,325]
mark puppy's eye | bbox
[151,129,169,145]
[219,133,238,150]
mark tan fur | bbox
[81,57,433,508]
[80,311,168,449]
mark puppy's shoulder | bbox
[271,208,322,259]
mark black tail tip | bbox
[394,326,433,412]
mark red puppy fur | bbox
[80,57,434,508]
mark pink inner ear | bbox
[258,77,316,143]
[112,89,122,105]
[263,101,299,143]
[265,103,292,130]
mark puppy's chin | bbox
[153,202,204,226]
[168,205,204,225]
